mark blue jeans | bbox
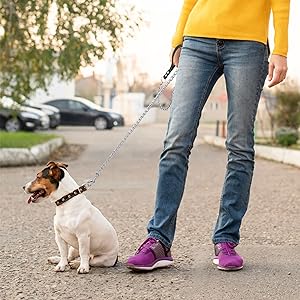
[147,37,269,249]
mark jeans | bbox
[147,37,269,249]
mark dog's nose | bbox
[22,186,25,190]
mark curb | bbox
[203,135,300,168]
[0,137,64,167]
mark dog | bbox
[23,161,119,274]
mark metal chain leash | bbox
[84,67,177,190]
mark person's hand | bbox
[268,54,288,88]
[169,46,182,67]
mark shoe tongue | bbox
[139,238,157,254]
[220,243,236,255]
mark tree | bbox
[0,0,141,103]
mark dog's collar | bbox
[55,185,87,206]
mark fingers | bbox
[268,62,275,82]
[268,66,282,88]
[169,46,182,67]
[268,67,287,88]
[268,56,288,88]
[279,68,287,82]
[173,47,181,66]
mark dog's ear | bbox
[47,161,68,170]
[48,166,65,182]
[56,162,68,169]
[46,161,66,182]
[47,161,57,169]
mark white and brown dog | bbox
[23,161,119,274]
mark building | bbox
[30,75,75,103]
[201,77,227,123]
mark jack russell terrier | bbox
[23,161,119,274]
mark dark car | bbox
[44,97,124,130]
[24,101,61,129]
[0,99,50,132]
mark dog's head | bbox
[23,161,68,204]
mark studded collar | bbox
[55,185,87,206]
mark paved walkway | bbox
[1,124,299,300]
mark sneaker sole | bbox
[126,260,173,271]
[213,258,243,271]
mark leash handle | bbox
[163,45,182,80]
[163,64,175,80]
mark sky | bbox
[117,0,300,84]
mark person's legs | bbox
[127,37,223,270]
[212,40,269,269]
[148,38,223,249]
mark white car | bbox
[0,98,50,132]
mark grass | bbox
[0,131,60,148]
[255,137,300,150]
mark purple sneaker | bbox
[126,237,173,271]
[213,242,243,271]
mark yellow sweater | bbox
[172,0,290,56]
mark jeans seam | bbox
[216,43,223,67]
[252,46,268,126]
[248,45,268,149]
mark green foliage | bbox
[0,0,141,103]
[0,131,59,148]
[275,127,299,147]
[275,87,300,130]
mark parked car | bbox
[44,97,124,130]
[0,98,50,132]
[24,101,61,129]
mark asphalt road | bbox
[1,124,299,300]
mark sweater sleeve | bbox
[171,0,197,48]
[271,0,290,57]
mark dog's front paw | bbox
[54,263,68,272]
[77,264,90,274]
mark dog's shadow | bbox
[48,259,187,276]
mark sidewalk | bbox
[1,127,299,168]
[202,135,300,168]
[0,137,64,167]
